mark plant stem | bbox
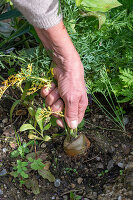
[62,118,78,139]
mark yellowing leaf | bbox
[78,0,122,12]
[81,11,106,29]
[44,161,51,170]
[43,135,51,142]
[28,133,42,140]
[20,124,35,132]
[76,0,83,6]
[25,179,40,195]
[38,169,55,182]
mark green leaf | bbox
[0,22,13,37]
[29,25,41,43]
[10,150,19,158]
[0,22,29,48]
[30,158,45,170]
[26,151,42,160]
[10,171,18,178]
[76,0,83,6]
[8,68,16,76]
[78,0,122,12]
[27,157,33,162]
[35,108,45,132]
[38,169,55,182]
[25,179,40,194]
[118,0,133,13]
[43,123,51,131]
[10,100,21,121]
[43,135,51,142]
[13,166,17,170]
[20,124,35,132]
[28,106,35,117]
[0,9,21,21]
[22,167,28,171]
[50,116,57,126]
[78,119,85,128]
[28,133,43,140]
[81,11,106,28]
[21,162,28,167]
[20,171,28,178]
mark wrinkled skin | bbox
[35,21,88,128]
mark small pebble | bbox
[97,162,104,169]
[99,115,103,119]
[41,143,46,148]
[93,192,97,197]
[0,169,7,176]
[123,116,129,125]
[51,196,55,200]
[4,184,7,189]
[96,157,101,161]
[2,148,8,153]
[2,118,8,124]
[107,160,115,170]
[125,162,133,170]
[109,146,115,153]
[71,183,76,189]
[122,144,130,155]
[54,179,61,187]
[118,196,122,200]
[117,162,124,169]
[77,177,83,184]
[0,123,4,128]
[0,189,3,195]
[63,195,68,200]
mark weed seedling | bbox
[70,192,82,200]
[65,167,78,174]
[98,169,109,177]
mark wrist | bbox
[35,21,80,69]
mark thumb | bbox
[64,97,79,129]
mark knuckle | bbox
[65,95,77,105]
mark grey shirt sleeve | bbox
[12,0,62,29]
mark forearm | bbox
[35,21,82,73]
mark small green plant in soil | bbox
[98,169,109,177]
[119,169,123,176]
[10,142,30,158]
[11,160,29,181]
[0,62,90,157]
[65,167,78,174]
[70,191,82,200]
[10,149,55,194]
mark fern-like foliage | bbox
[119,68,133,87]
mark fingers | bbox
[41,82,56,98]
[64,96,79,129]
[41,82,60,106]
[56,118,64,128]
[78,94,88,124]
[51,99,64,117]
[41,83,64,128]
[45,87,60,106]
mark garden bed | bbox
[0,97,133,200]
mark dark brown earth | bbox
[0,92,133,200]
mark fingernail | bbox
[70,120,78,129]
[56,119,64,128]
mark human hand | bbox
[35,21,88,129]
